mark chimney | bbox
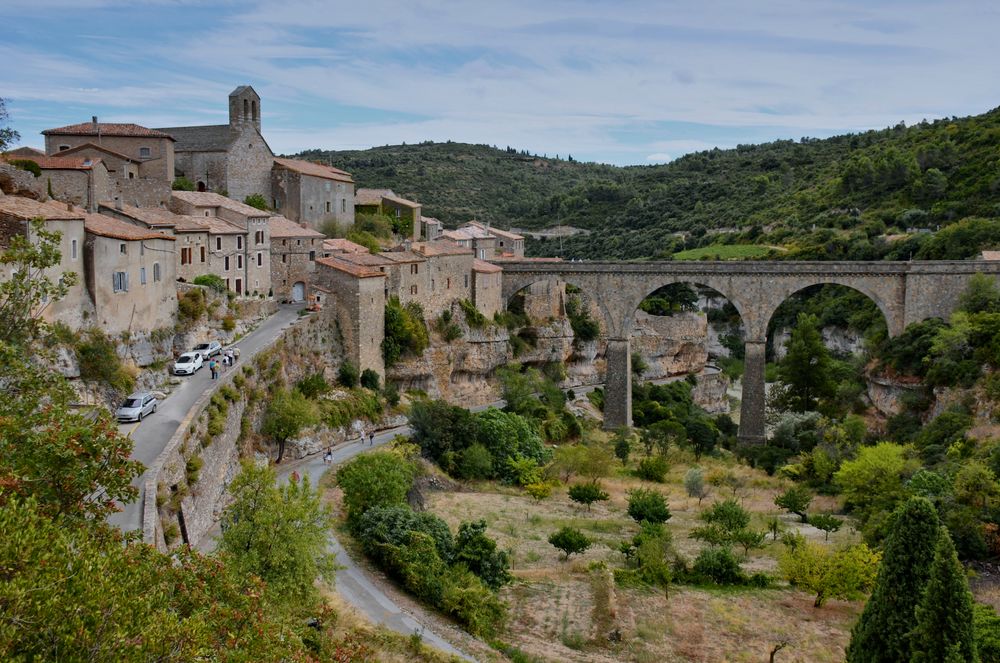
[92,116,98,130]
[114,196,122,211]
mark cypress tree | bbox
[911,531,978,663]
[846,497,941,663]
[776,312,835,412]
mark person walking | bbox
[323,447,333,465]
[209,359,218,380]
[369,430,376,446]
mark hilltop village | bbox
[0,85,535,381]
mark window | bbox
[237,255,243,270]
[464,274,469,288]
[326,201,331,213]
[282,254,287,264]
[296,239,301,246]
[112,271,128,292]
[58,144,69,151]
[119,243,127,254]
[255,279,259,288]
[181,247,191,265]
[128,172,135,180]
[200,246,205,263]
[237,236,243,250]
[71,239,77,260]
[205,211,210,217]
[257,252,262,267]
[215,237,221,251]
[139,147,151,158]
[255,230,264,245]
[225,278,230,291]
[410,263,418,274]
[446,277,451,289]
[410,285,418,295]
[140,267,147,285]
[342,199,346,213]
[395,208,401,218]
[153,262,161,282]
[309,250,315,261]
[235,278,242,295]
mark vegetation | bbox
[171,176,196,191]
[548,526,592,560]
[383,297,429,367]
[192,273,226,293]
[779,541,881,607]
[567,482,610,511]
[261,388,319,463]
[243,193,269,210]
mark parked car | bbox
[116,392,158,422]
[172,352,204,375]
[192,340,222,358]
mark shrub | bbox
[172,176,195,191]
[383,297,429,366]
[459,299,487,328]
[177,289,207,321]
[453,520,512,590]
[358,504,455,563]
[221,314,236,332]
[296,372,330,399]
[9,159,41,177]
[692,547,746,585]
[440,565,508,638]
[626,488,671,524]
[75,329,134,393]
[383,382,401,407]
[456,444,493,480]
[549,526,592,560]
[809,513,844,541]
[779,542,881,607]
[193,274,226,293]
[336,452,415,524]
[360,368,380,391]
[568,483,610,511]
[684,467,710,504]
[636,455,670,482]
[243,193,268,210]
[338,361,359,388]
[775,485,813,522]
[524,482,552,502]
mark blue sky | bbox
[2,0,998,165]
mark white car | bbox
[116,392,158,422]
[192,341,222,358]
[173,352,204,375]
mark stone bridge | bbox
[501,260,1000,443]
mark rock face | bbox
[630,311,708,379]
[692,370,731,414]
[867,374,922,416]
[773,326,866,360]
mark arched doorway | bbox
[291,282,305,302]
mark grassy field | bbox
[672,244,781,261]
[425,446,862,663]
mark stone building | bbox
[461,220,524,257]
[0,195,90,329]
[410,240,475,317]
[42,118,176,184]
[56,143,171,207]
[82,213,177,335]
[421,216,443,241]
[321,237,369,257]
[156,86,273,202]
[271,157,354,229]
[442,225,497,260]
[268,214,325,302]
[355,188,422,239]
[2,154,111,212]
[381,249,429,308]
[315,256,386,377]
[169,191,271,297]
[472,259,502,318]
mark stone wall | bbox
[424,252,473,318]
[271,236,321,301]
[273,168,354,229]
[114,176,171,208]
[315,263,386,376]
[224,126,272,202]
[0,163,45,198]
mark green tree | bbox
[336,451,415,524]
[383,297,429,367]
[959,272,1000,314]
[524,482,552,502]
[684,467,710,504]
[846,497,942,662]
[0,97,19,150]
[684,418,718,459]
[612,427,632,465]
[775,485,813,522]
[911,530,979,662]
[453,520,512,590]
[568,482,610,511]
[262,388,319,463]
[626,488,672,524]
[775,313,835,412]
[779,542,881,608]
[808,513,844,541]
[0,343,140,521]
[834,442,917,518]
[243,193,269,210]
[0,218,77,346]
[219,461,335,604]
[549,526,592,560]
[338,360,359,387]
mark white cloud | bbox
[645,153,673,163]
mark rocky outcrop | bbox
[692,370,731,414]
[867,374,922,416]
[630,311,708,379]
[773,325,866,360]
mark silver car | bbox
[116,392,158,422]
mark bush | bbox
[337,452,415,524]
[459,299,487,328]
[440,565,508,638]
[691,547,746,585]
[383,297,429,366]
[626,488,671,524]
[568,482,610,511]
[75,329,135,393]
[636,455,670,482]
[338,361,359,388]
[453,520,512,590]
[243,193,268,210]
[360,368,380,391]
[192,274,226,293]
[296,372,330,399]
[456,444,493,480]
[9,159,41,177]
[221,314,236,332]
[549,527,592,560]
[172,176,195,191]
[177,289,207,321]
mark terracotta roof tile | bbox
[199,217,246,235]
[411,240,474,257]
[273,157,354,183]
[268,215,325,239]
[43,122,174,139]
[0,196,86,220]
[335,251,394,267]
[316,256,385,278]
[84,212,175,241]
[473,259,502,273]
[57,142,136,162]
[323,238,368,254]
[355,188,420,208]
[2,154,103,170]
[99,202,178,228]
[170,191,271,218]
[381,250,426,264]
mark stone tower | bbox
[228,85,261,133]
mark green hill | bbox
[295,106,1000,260]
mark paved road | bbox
[108,305,303,533]
[197,427,476,662]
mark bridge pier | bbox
[738,339,767,445]
[603,337,632,430]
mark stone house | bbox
[355,188,422,239]
[169,191,271,297]
[321,237,369,258]
[315,256,386,377]
[82,213,177,335]
[271,157,354,230]
[0,195,90,329]
[4,146,44,158]
[55,143,170,208]
[3,154,111,212]
[421,216,443,241]
[442,225,497,260]
[380,249,429,308]
[156,86,273,201]
[461,220,524,257]
[472,259,502,318]
[410,240,475,317]
[268,214,325,302]
[42,118,176,184]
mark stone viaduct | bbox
[501,260,1000,444]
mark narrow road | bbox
[108,305,303,533]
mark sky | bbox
[2,0,998,166]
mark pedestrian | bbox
[323,447,333,465]
[369,430,375,446]
[209,360,218,380]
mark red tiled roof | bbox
[0,196,85,220]
[355,188,420,208]
[99,202,178,228]
[473,259,502,273]
[2,153,103,170]
[336,251,393,267]
[323,237,368,254]
[268,214,325,239]
[411,240,473,257]
[42,122,174,139]
[170,191,271,218]
[3,147,44,158]
[491,255,563,262]
[316,256,385,278]
[84,212,175,241]
[273,157,354,183]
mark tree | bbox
[0,343,140,521]
[409,398,478,463]
[690,498,759,550]
[549,526,591,560]
[834,442,917,518]
[453,520,512,590]
[847,497,942,662]
[911,531,979,663]
[684,467,710,504]
[775,313,835,412]
[612,427,632,465]
[243,193,269,210]
[336,451,415,524]
[549,444,588,483]
[626,488,672,524]
[779,542,881,608]
[524,482,552,502]
[568,482,610,511]
[808,513,844,541]
[0,97,19,151]
[684,418,718,459]
[775,485,813,522]
[262,388,319,463]
[338,360,359,387]
[220,461,335,604]
[732,528,768,557]
[959,272,1000,314]
[0,218,77,346]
